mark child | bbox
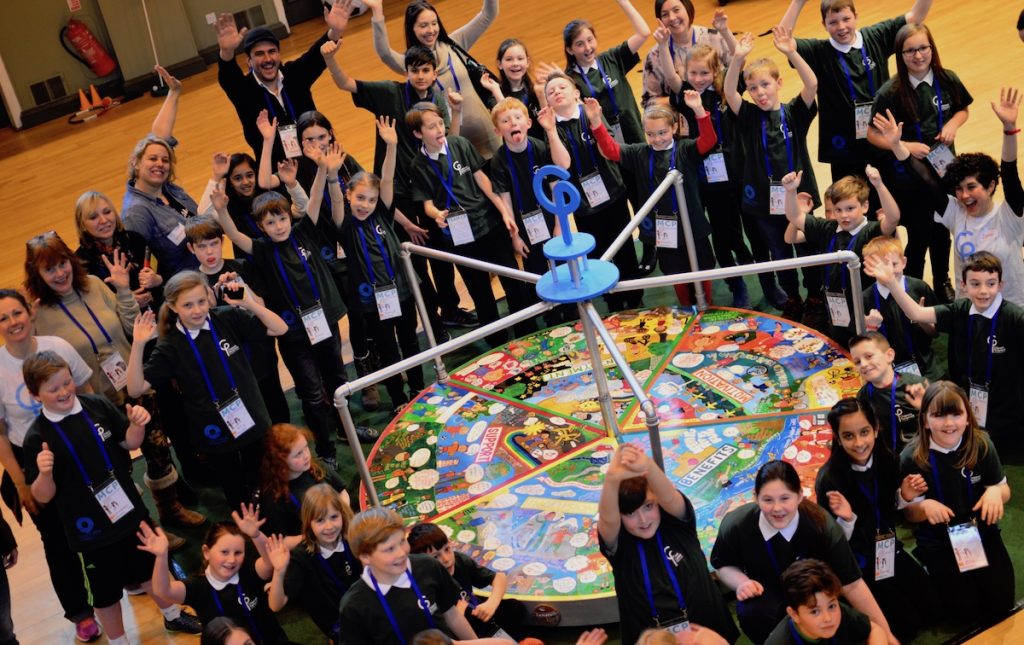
[22,351,201,644]
[139,511,288,644]
[407,101,535,345]
[323,40,469,337]
[336,116,425,408]
[764,559,884,645]
[710,460,894,645]
[899,381,1015,625]
[861,236,941,381]
[724,29,819,322]
[864,251,1024,442]
[337,506,476,644]
[489,98,570,276]
[849,332,926,454]
[868,24,971,301]
[407,522,524,640]
[264,483,361,641]
[185,216,289,424]
[780,0,933,186]
[816,398,937,640]
[782,166,900,345]
[871,88,1024,305]
[258,424,350,541]
[598,443,738,645]
[480,39,547,141]
[127,271,287,510]
[585,96,717,307]
[544,71,641,312]
[213,154,379,463]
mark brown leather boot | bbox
[147,472,207,528]
[166,530,187,552]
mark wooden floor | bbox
[1,0,1022,642]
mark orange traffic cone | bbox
[88,84,110,108]
[78,88,91,112]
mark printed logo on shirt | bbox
[777,121,793,141]
[895,406,918,424]
[602,76,620,89]
[989,334,1006,354]
[94,424,112,441]
[218,339,241,357]
[452,160,472,176]
[864,56,877,71]
[954,230,976,262]
[663,545,684,567]
[297,245,312,261]
[76,516,100,538]
[416,596,439,615]
[239,590,259,611]
[15,383,42,416]
[932,96,952,113]
[962,468,982,485]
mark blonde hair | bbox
[158,271,209,337]
[825,175,870,205]
[743,58,781,84]
[74,191,124,245]
[861,236,904,260]
[128,136,176,183]
[636,629,677,645]
[300,483,354,554]
[685,44,726,96]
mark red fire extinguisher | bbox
[60,19,117,77]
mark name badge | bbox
[703,152,729,183]
[99,350,129,392]
[825,290,851,328]
[580,171,611,208]
[655,213,678,249]
[948,521,989,572]
[926,143,956,178]
[301,303,332,345]
[969,382,989,428]
[607,121,626,146]
[218,393,256,438]
[374,283,402,320]
[657,612,690,635]
[895,360,922,377]
[279,124,302,159]
[769,182,786,215]
[167,223,186,246]
[491,628,515,641]
[94,476,134,524]
[875,531,896,580]
[854,102,873,140]
[522,209,551,246]
[447,209,475,246]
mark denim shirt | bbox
[121,180,200,278]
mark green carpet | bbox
[138,260,1022,644]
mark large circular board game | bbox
[360,306,862,626]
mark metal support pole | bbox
[674,174,706,311]
[601,170,679,263]
[641,400,664,470]
[847,256,867,334]
[403,242,540,284]
[336,395,380,507]
[399,247,448,381]
[577,302,619,435]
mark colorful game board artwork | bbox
[450,307,693,426]
[362,308,862,616]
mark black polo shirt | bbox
[764,605,871,645]
[410,135,497,239]
[285,541,363,638]
[261,468,348,537]
[857,370,926,455]
[489,137,557,231]
[862,277,942,381]
[568,41,644,144]
[553,109,627,218]
[338,202,410,314]
[184,563,288,644]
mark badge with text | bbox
[927,143,956,178]
[580,171,611,208]
[279,124,302,159]
[969,382,989,428]
[854,102,873,140]
[374,283,402,320]
[949,521,989,572]
[100,351,129,392]
[167,223,186,246]
[656,213,679,249]
[447,209,475,246]
[93,477,135,523]
[825,290,851,328]
[894,360,922,376]
[874,531,896,580]
[217,393,256,438]
[703,152,729,183]
[521,209,551,245]
[301,303,332,345]
[769,182,786,215]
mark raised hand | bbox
[231,503,266,538]
[154,65,182,93]
[101,248,132,292]
[376,115,398,146]
[447,87,464,110]
[211,179,230,211]
[256,109,278,140]
[324,0,354,37]
[36,442,54,476]
[479,72,501,95]
[991,86,1022,127]
[304,141,325,166]
[864,164,882,187]
[575,629,608,645]
[780,170,803,192]
[652,23,670,45]
[772,25,796,55]
[215,13,245,54]
[125,403,152,428]
[582,97,604,126]
[266,534,291,571]
[212,152,230,180]
[535,61,563,85]
[712,9,730,33]
[133,310,158,344]
[826,490,854,522]
[734,32,755,59]
[136,521,170,556]
[325,142,346,174]
[905,381,927,410]
[536,106,556,131]
[682,89,705,115]
[321,40,339,60]
[863,254,896,285]
[871,110,904,151]
[277,158,298,187]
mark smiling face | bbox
[0,297,33,346]
[850,339,894,385]
[203,533,247,582]
[643,115,677,151]
[962,270,1002,312]
[136,143,171,190]
[412,9,440,48]
[40,259,75,297]
[757,479,801,530]
[621,489,661,540]
[406,62,438,94]
[823,7,858,45]
[311,507,345,548]
[954,175,997,217]
[300,125,333,157]
[424,541,456,575]
[567,27,598,67]
[258,210,293,243]
[686,57,715,93]
[659,0,692,37]
[925,402,967,450]
[347,182,381,221]
[33,367,77,414]
[170,284,211,331]
[413,111,447,153]
[545,76,580,114]
[81,198,118,244]
[789,592,842,640]
[836,410,877,466]
[287,436,311,477]
[359,530,410,584]
[229,162,256,197]
[494,106,532,147]
[900,31,933,78]
[831,196,868,232]
[248,42,282,83]
[498,44,529,86]
[745,70,782,111]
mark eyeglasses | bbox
[901,45,932,58]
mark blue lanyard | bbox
[262,87,296,122]
[637,531,688,622]
[503,141,536,214]
[711,99,724,147]
[789,619,835,645]
[648,141,679,214]
[966,307,999,386]
[914,77,945,142]
[356,219,396,285]
[58,296,113,356]
[764,530,801,576]
[854,462,886,532]
[836,46,876,102]
[404,82,440,110]
[761,110,794,180]
[575,59,621,121]
[369,569,436,645]
[210,581,264,643]
[667,31,697,80]
[928,451,973,509]
[434,52,462,93]
[272,237,322,312]
[825,229,860,290]
[868,375,899,451]
[316,544,357,590]
[50,408,114,489]
[559,105,602,177]
[873,285,917,359]
[427,147,461,211]
[183,317,239,406]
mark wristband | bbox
[1005,128,1021,135]
[326,177,340,184]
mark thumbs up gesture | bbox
[37,442,54,475]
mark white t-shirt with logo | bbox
[937,197,1024,306]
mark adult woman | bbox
[24,233,202,543]
[0,289,101,641]
[365,0,502,156]
[122,66,200,279]
[642,0,735,108]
